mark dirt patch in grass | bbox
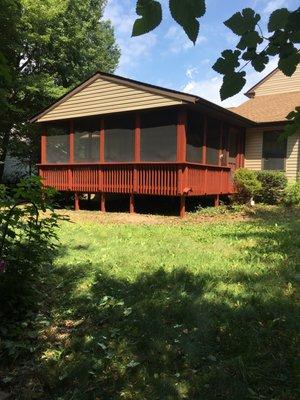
[56,209,249,225]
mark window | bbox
[263,131,287,170]
[74,118,100,162]
[186,112,204,163]
[46,121,69,163]
[206,118,221,165]
[140,110,177,161]
[104,114,134,162]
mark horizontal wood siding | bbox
[245,126,300,179]
[253,65,300,96]
[38,78,182,122]
[286,131,300,180]
[244,128,262,171]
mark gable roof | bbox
[29,71,254,125]
[230,91,300,123]
[245,64,300,98]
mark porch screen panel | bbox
[263,131,287,170]
[206,118,221,165]
[140,110,177,161]
[186,112,204,163]
[105,114,134,162]
[74,118,100,162]
[221,124,229,166]
[46,121,69,163]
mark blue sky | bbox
[103,0,299,107]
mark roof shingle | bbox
[230,91,300,123]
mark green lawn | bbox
[3,207,300,399]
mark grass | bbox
[1,206,300,399]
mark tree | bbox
[0,0,120,181]
[132,1,300,134]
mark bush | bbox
[233,168,261,204]
[256,170,287,204]
[283,181,300,207]
[0,176,65,318]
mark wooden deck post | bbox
[129,194,135,213]
[214,194,220,207]
[100,193,106,212]
[180,196,186,218]
[74,192,80,211]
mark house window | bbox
[46,121,69,163]
[74,118,100,162]
[186,111,204,163]
[140,110,177,162]
[206,118,221,165]
[262,131,287,170]
[104,114,134,162]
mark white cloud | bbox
[182,57,279,108]
[103,0,157,74]
[164,26,207,54]
[263,0,286,14]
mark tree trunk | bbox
[0,130,10,183]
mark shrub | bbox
[0,176,65,318]
[283,181,300,207]
[233,168,261,204]
[256,170,287,204]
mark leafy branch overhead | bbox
[213,7,300,99]
[132,2,300,101]
[132,0,206,43]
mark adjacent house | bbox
[30,65,300,216]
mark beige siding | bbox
[253,65,300,96]
[244,127,262,170]
[286,131,300,180]
[245,126,300,180]
[37,78,183,122]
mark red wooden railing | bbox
[39,162,234,196]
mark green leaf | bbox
[169,0,206,43]
[132,0,162,36]
[237,30,263,50]
[220,71,246,100]
[251,52,269,72]
[213,50,241,75]
[268,8,289,32]
[224,8,261,36]
[278,51,300,76]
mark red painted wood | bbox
[180,196,186,218]
[41,126,46,164]
[177,109,187,162]
[100,193,106,212]
[203,115,207,164]
[100,118,105,163]
[129,194,135,213]
[74,192,80,211]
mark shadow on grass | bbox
[1,207,299,400]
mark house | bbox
[30,66,300,217]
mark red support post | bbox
[203,115,207,164]
[180,196,186,218]
[41,125,46,164]
[214,194,220,207]
[100,193,106,212]
[100,118,105,163]
[129,194,135,213]
[74,192,80,211]
[177,108,187,162]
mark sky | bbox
[103,0,299,108]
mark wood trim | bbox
[69,120,74,163]
[41,125,46,164]
[135,113,141,162]
[203,114,207,164]
[177,109,187,162]
[100,118,105,163]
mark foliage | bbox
[0,176,63,317]
[0,0,120,180]
[283,180,300,207]
[132,2,299,135]
[1,207,299,398]
[256,170,288,205]
[233,168,261,204]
